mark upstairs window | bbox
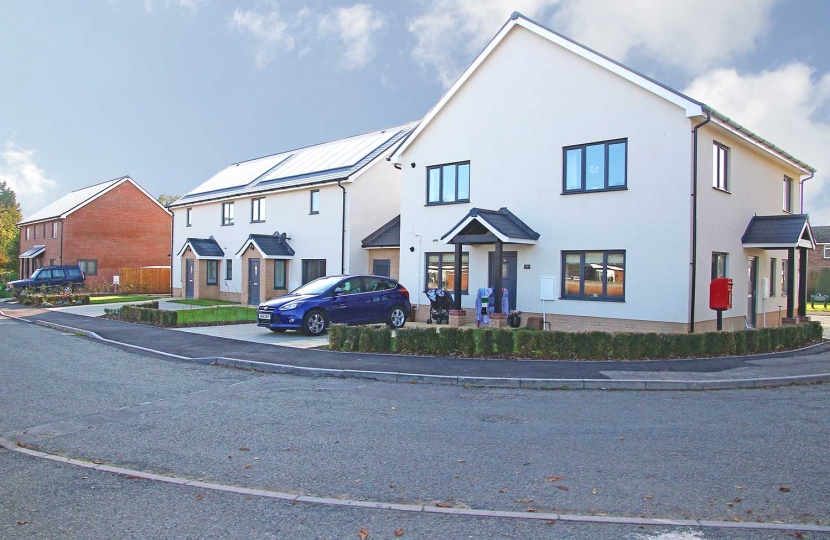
[712,142,729,191]
[712,252,728,279]
[52,222,59,238]
[251,198,265,222]
[563,139,627,193]
[222,202,234,226]
[25,227,30,241]
[33,225,37,240]
[427,162,470,205]
[783,176,794,212]
[186,208,192,227]
[310,190,320,215]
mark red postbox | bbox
[709,278,733,310]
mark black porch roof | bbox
[179,237,225,259]
[741,214,815,249]
[236,232,295,258]
[362,215,400,248]
[441,207,540,244]
[20,245,46,258]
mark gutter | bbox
[338,179,346,274]
[169,209,175,295]
[689,108,712,334]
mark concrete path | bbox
[173,323,328,349]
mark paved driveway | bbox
[173,323,328,349]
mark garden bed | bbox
[18,292,91,307]
[101,303,256,328]
[328,323,824,360]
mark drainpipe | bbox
[689,107,712,333]
[800,171,814,214]
[59,219,64,265]
[169,210,174,296]
[338,179,346,274]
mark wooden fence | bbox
[119,266,171,294]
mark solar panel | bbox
[185,153,292,196]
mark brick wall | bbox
[367,248,400,280]
[17,220,64,277]
[62,181,171,288]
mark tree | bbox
[0,181,23,277]
[157,193,181,207]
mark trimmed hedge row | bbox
[19,292,90,306]
[327,322,823,360]
[119,305,178,327]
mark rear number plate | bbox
[258,313,271,320]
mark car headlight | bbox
[279,301,304,311]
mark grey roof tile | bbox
[441,207,540,242]
[741,214,810,246]
[362,215,400,248]
[812,225,830,244]
[248,234,295,257]
[186,237,225,258]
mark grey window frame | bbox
[302,259,326,284]
[49,259,56,266]
[426,161,471,206]
[225,259,233,281]
[770,258,777,296]
[560,250,626,302]
[712,141,729,192]
[221,202,234,226]
[424,251,469,294]
[310,190,320,215]
[711,252,728,280]
[824,246,830,259]
[206,260,218,285]
[562,138,628,194]
[186,208,192,227]
[251,197,265,223]
[372,258,391,278]
[274,259,287,290]
[783,176,793,212]
[78,259,98,276]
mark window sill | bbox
[561,186,627,195]
[425,200,470,207]
[221,223,234,227]
[310,212,319,215]
[250,220,266,224]
[559,296,625,302]
[185,225,192,227]
[713,187,731,194]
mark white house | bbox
[169,123,416,305]
[390,12,816,333]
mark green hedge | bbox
[119,305,178,327]
[326,321,824,360]
[19,292,90,306]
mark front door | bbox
[248,258,260,306]
[747,256,757,328]
[488,251,518,312]
[185,260,194,299]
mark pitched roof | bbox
[442,207,540,244]
[178,237,225,259]
[391,12,814,175]
[741,214,815,249]
[812,225,830,244]
[20,245,45,258]
[172,122,418,208]
[18,176,170,226]
[362,215,401,248]
[236,233,295,259]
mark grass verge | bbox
[176,306,257,325]
[89,295,159,305]
[168,299,239,307]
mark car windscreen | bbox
[30,269,44,279]
[290,276,343,296]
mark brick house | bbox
[808,226,830,296]
[17,176,172,288]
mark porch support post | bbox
[798,247,808,318]
[494,240,504,314]
[453,241,462,310]
[787,248,795,319]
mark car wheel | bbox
[387,305,407,329]
[302,310,328,336]
[269,328,287,333]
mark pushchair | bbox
[426,289,454,324]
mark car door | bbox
[51,268,66,287]
[327,277,368,324]
[362,277,397,323]
[34,269,52,288]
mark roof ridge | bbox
[68,175,128,193]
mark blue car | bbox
[257,275,411,336]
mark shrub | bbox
[755,328,772,353]
[515,329,536,357]
[394,327,437,355]
[638,333,663,359]
[478,329,496,356]
[533,330,556,358]
[575,331,612,360]
[357,326,392,353]
[552,331,575,359]
[437,327,461,356]
[328,324,347,351]
[609,333,638,359]
[458,328,477,357]
[704,332,736,357]
[494,329,515,355]
[733,331,747,355]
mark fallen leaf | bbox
[17,521,27,525]
[457,459,466,463]
[92,460,104,465]
[732,517,742,523]
[435,502,453,508]
[733,497,742,503]
[453,475,460,479]
[726,503,734,507]
[526,508,537,513]
[126,475,142,480]
[196,494,203,501]
[746,510,753,514]
[555,486,569,492]
[735,485,744,490]
[793,532,805,539]
[514,498,533,503]
[779,487,791,493]
[498,489,507,493]
[395,529,404,537]
[358,527,369,540]
[239,447,250,451]
[354,479,361,484]
[227,455,232,459]
[618,437,626,440]
[244,464,252,469]
[643,495,654,500]
[389,484,396,488]
[544,520,557,525]
[245,496,253,500]
[545,476,565,483]
[592,488,598,495]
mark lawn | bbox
[89,295,159,305]
[176,306,257,325]
[807,303,830,313]
[168,298,239,307]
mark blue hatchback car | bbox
[257,275,411,336]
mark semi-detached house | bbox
[390,12,816,333]
[169,123,416,305]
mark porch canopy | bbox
[441,208,539,311]
[741,214,815,319]
[177,237,225,260]
[235,232,295,259]
[19,245,46,259]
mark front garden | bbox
[102,301,257,327]
[328,322,824,360]
[18,291,91,307]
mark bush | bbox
[494,329,515,355]
[355,326,392,353]
[436,327,461,356]
[733,331,747,355]
[118,304,177,327]
[575,331,612,359]
[515,329,536,357]
[458,328,477,357]
[395,326,437,355]
[704,332,736,356]
[328,324,347,351]
[478,329,496,356]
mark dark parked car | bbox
[257,275,411,336]
[6,264,85,295]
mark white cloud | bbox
[319,4,386,70]
[231,3,384,70]
[231,8,296,69]
[142,0,206,13]
[0,143,58,217]
[406,0,780,88]
[684,64,830,221]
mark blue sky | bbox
[2,0,829,220]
